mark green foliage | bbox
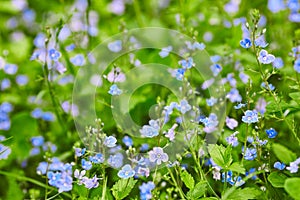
[268,172,288,188]
[284,178,300,200]
[180,170,195,190]
[225,188,262,200]
[111,178,137,200]
[187,181,207,200]
[272,143,297,164]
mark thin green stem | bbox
[167,167,186,199]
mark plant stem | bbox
[167,167,186,199]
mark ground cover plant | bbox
[0,0,300,199]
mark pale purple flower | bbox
[149,147,168,165]
[226,117,238,130]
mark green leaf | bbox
[226,187,262,200]
[284,178,300,200]
[187,181,207,199]
[272,143,297,164]
[208,144,232,169]
[180,170,195,190]
[111,178,137,200]
[6,177,24,200]
[289,92,300,101]
[73,184,88,198]
[267,172,288,188]
[228,162,245,174]
[200,198,218,200]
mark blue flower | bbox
[245,168,257,180]
[75,148,86,157]
[199,113,219,133]
[140,119,160,138]
[294,58,300,73]
[178,57,194,69]
[178,99,191,114]
[159,46,172,58]
[16,75,29,86]
[31,136,44,147]
[243,147,257,160]
[139,181,155,200]
[242,110,258,124]
[210,55,221,63]
[258,50,275,64]
[210,64,222,76]
[108,153,123,168]
[240,38,252,48]
[225,117,238,130]
[268,0,285,13]
[31,108,43,118]
[4,64,18,75]
[225,132,239,147]
[122,136,133,147]
[117,164,135,179]
[0,113,10,130]
[261,82,275,91]
[226,88,242,103]
[274,161,285,170]
[70,54,85,66]
[108,84,122,95]
[36,161,48,175]
[89,153,104,164]
[272,57,284,69]
[41,112,55,121]
[234,103,246,109]
[104,136,117,148]
[206,97,217,106]
[108,40,122,52]
[175,68,186,81]
[149,147,169,165]
[266,128,278,138]
[0,102,13,113]
[81,158,93,170]
[1,79,11,90]
[48,49,61,61]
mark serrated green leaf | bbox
[187,181,207,199]
[112,178,137,200]
[228,162,245,174]
[208,144,232,168]
[226,187,262,200]
[284,178,300,200]
[73,184,88,197]
[289,92,300,100]
[268,172,288,188]
[272,143,297,164]
[181,170,195,190]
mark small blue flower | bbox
[261,82,275,91]
[31,136,44,147]
[258,50,275,64]
[242,110,258,124]
[89,153,104,164]
[245,168,257,180]
[117,164,135,179]
[70,54,85,66]
[294,58,300,73]
[48,49,61,61]
[0,143,11,160]
[140,119,160,138]
[210,55,221,63]
[175,68,186,81]
[159,46,172,58]
[243,147,257,160]
[31,108,43,118]
[268,0,285,13]
[75,148,86,157]
[274,161,285,170]
[41,112,55,121]
[36,161,48,175]
[81,158,93,170]
[210,64,222,76]
[178,99,191,114]
[4,64,18,75]
[108,84,122,95]
[272,57,284,69]
[240,38,252,48]
[16,75,29,86]
[104,136,117,148]
[122,135,133,147]
[206,97,217,106]
[149,147,168,165]
[139,181,155,200]
[108,40,122,52]
[108,153,123,168]
[226,88,242,103]
[234,103,246,109]
[178,57,194,69]
[225,133,239,147]
[1,79,11,90]
[266,128,278,138]
[0,102,13,113]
